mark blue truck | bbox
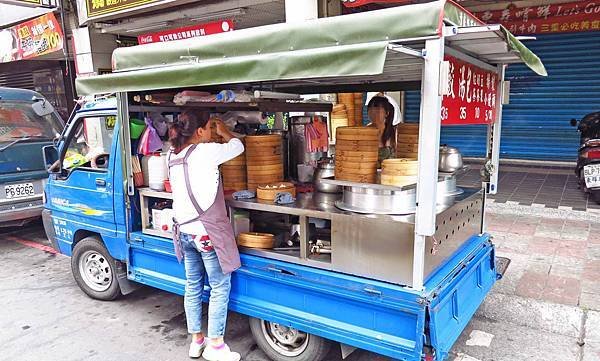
[0,87,63,226]
[42,3,545,360]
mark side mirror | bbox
[570,118,578,127]
[32,97,55,117]
[42,144,61,174]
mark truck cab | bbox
[0,87,64,226]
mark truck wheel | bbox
[249,317,331,361]
[71,237,121,301]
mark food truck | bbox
[41,1,546,360]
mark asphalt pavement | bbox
[1,218,598,361]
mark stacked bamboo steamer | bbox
[337,93,356,126]
[331,104,349,142]
[380,158,418,187]
[396,123,420,158]
[353,93,364,126]
[245,134,284,190]
[334,126,379,183]
[221,152,247,192]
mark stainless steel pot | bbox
[313,158,342,193]
[439,145,463,173]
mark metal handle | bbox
[363,287,382,296]
[95,178,106,187]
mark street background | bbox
[1,166,599,361]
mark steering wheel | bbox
[91,153,110,169]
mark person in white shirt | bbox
[167,109,244,361]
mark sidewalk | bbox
[457,163,598,212]
[449,164,600,361]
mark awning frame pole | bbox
[412,36,444,291]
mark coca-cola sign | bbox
[137,20,234,45]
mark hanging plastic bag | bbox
[137,117,163,155]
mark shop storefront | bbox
[71,0,290,78]
[344,0,600,162]
[0,11,74,118]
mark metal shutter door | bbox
[404,31,600,161]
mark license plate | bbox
[4,183,35,199]
[584,164,600,188]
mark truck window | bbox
[0,101,62,142]
[63,116,115,170]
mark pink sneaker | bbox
[201,343,241,361]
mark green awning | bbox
[76,0,546,96]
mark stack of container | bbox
[330,104,349,142]
[245,134,284,190]
[380,158,418,187]
[221,152,247,191]
[395,123,420,158]
[334,127,379,183]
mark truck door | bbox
[51,113,116,234]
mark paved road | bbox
[2,221,598,361]
[0,222,388,361]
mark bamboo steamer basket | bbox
[335,140,379,151]
[337,93,356,125]
[396,134,419,144]
[245,145,282,157]
[335,154,379,163]
[381,158,418,173]
[336,166,377,175]
[237,232,275,249]
[248,168,285,176]
[337,173,377,183]
[223,154,246,166]
[222,174,247,183]
[245,134,284,190]
[353,93,363,126]
[334,127,379,183]
[380,174,418,187]
[223,183,248,192]
[256,182,296,201]
[221,167,246,176]
[245,134,281,144]
[335,150,379,158]
[333,161,378,170]
[248,173,284,183]
[396,151,419,159]
[337,126,378,137]
[395,143,420,152]
[247,164,284,172]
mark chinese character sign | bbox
[137,20,234,45]
[441,56,498,126]
[0,13,64,63]
[476,1,600,35]
[86,0,162,18]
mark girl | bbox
[366,95,399,163]
[168,109,244,361]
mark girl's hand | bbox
[213,119,234,141]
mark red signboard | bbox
[0,12,64,63]
[340,0,412,7]
[475,1,600,35]
[441,55,498,126]
[137,20,234,45]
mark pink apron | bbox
[169,144,241,274]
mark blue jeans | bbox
[181,233,231,338]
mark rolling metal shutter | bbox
[404,31,600,162]
[0,71,35,90]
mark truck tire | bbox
[249,317,331,361]
[71,237,121,301]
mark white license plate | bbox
[584,164,600,188]
[4,183,35,199]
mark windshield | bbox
[0,101,63,142]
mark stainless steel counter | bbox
[226,187,484,286]
[226,187,480,222]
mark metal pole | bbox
[489,65,506,195]
[58,0,76,103]
[117,92,134,196]
[412,37,444,290]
